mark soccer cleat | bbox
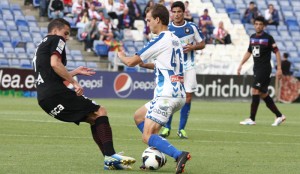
[271,115,286,126]
[240,118,256,125]
[160,128,170,138]
[175,151,191,174]
[104,153,136,170]
[177,129,188,139]
[139,164,147,170]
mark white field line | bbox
[0,133,299,146]
[1,118,300,138]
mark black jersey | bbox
[247,32,278,70]
[33,35,69,101]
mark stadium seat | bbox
[75,61,86,67]
[9,58,20,67]
[86,61,98,69]
[20,59,32,69]
[25,15,37,22]
[0,58,9,67]
[93,40,109,57]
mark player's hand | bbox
[183,44,194,53]
[73,81,83,96]
[76,66,96,76]
[117,51,126,59]
[237,66,242,75]
[276,69,282,80]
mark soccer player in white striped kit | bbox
[118,4,191,173]
[161,1,205,139]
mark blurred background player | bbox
[117,4,191,173]
[160,1,205,139]
[32,18,135,171]
[237,16,286,126]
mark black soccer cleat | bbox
[175,151,191,174]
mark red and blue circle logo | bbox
[114,73,133,98]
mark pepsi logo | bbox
[114,73,133,98]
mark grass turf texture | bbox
[0,97,299,174]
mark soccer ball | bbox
[142,147,167,170]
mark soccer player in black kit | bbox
[237,16,286,126]
[32,18,135,170]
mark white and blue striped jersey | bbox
[168,21,204,71]
[137,31,186,99]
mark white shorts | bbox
[145,97,185,125]
[184,68,197,93]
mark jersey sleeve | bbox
[191,24,204,43]
[269,35,279,53]
[50,36,66,57]
[136,34,164,62]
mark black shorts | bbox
[38,91,100,124]
[252,69,271,93]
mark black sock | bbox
[91,125,104,156]
[250,95,260,121]
[94,116,116,156]
[263,95,282,117]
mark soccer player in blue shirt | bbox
[118,4,191,173]
[160,1,205,139]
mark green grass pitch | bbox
[0,97,299,174]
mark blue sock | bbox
[137,121,144,133]
[164,114,173,129]
[148,134,182,160]
[179,103,191,130]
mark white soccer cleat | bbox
[271,115,286,126]
[104,152,136,170]
[240,118,256,125]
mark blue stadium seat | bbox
[0,58,9,67]
[0,20,7,30]
[25,15,37,22]
[10,4,22,11]
[20,59,32,69]
[124,66,137,72]
[87,61,98,69]
[5,21,18,30]
[75,61,86,67]
[21,32,33,42]
[93,40,109,57]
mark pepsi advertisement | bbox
[76,71,155,99]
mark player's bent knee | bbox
[142,134,150,144]
[95,106,108,116]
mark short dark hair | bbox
[254,16,266,25]
[146,4,169,25]
[250,1,255,5]
[283,53,289,58]
[171,1,185,12]
[48,18,71,33]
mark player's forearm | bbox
[239,52,251,66]
[139,62,154,69]
[119,54,142,67]
[194,41,205,50]
[275,51,281,70]
[51,56,75,84]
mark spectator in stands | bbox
[115,0,129,29]
[167,0,174,21]
[127,0,143,30]
[281,53,292,75]
[199,9,214,34]
[39,0,49,18]
[83,18,100,52]
[48,0,64,19]
[72,0,88,18]
[264,4,279,27]
[158,0,165,5]
[76,9,90,28]
[213,21,231,44]
[184,1,193,22]
[88,2,102,21]
[98,16,114,41]
[242,1,260,24]
[202,27,213,44]
[121,8,131,29]
[143,25,151,44]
